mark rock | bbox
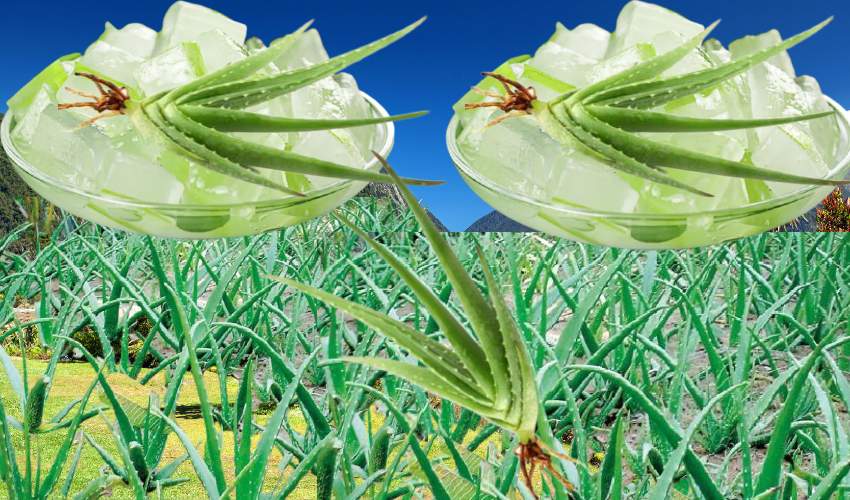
[356,182,449,232]
[466,210,534,233]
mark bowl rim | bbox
[446,96,850,222]
[1,91,394,211]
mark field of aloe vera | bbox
[2,191,850,499]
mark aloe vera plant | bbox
[275,154,574,496]
[466,19,843,197]
[55,17,435,195]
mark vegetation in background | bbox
[2,195,850,498]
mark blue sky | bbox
[2,1,848,230]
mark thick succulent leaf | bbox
[179,105,427,132]
[754,335,850,496]
[336,214,494,398]
[572,21,719,104]
[475,246,538,441]
[648,383,746,500]
[186,17,426,109]
[596,18,832,109]
[568,365,724,500]
[585,105,835,133]
[809,458,850,500]
[271,276,488,399]
[161,20,313,104]
[570,103,845,186]
[163,103,440,186]
[143,103,300,194]
[375,154,513,415]
[344,357,512,425]
[546,104,711,197]
[155,410,221,500]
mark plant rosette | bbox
[1,2,437,239]
[449,1,850,249]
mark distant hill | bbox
[357,183,448,232]
[0,113,36,235]
[466,210,533,233]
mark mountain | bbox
[357,182,449,232]
[466,210,534,233]
[0,113,36,236]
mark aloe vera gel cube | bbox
[101,22,158,60]
[135,42,205,96]
[156,1,247,54]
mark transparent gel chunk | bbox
[80,41,144,87]
[196,29,247,73]
[467,117,639,213]
[607,0,704,56]
[101,22,158,60]
[135,42,205,96]
[156,1,247,54]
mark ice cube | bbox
[753,125,830,196]
[156,1,247,54]
[333,73,375,156]
[588,42,656,83]
[80,41,144,87]
[196,29,247,73]
[469,117,639,213]
[135,42,205,96]
[97,133,184,204]
[607,1,704,57]
[729,30,796,78]
[12,87,54,143]
[275,29,329,70]
[549,22,611,62]
[100,22,157,60]
[528,41,597,89]
[17,97,110,192]
[796,75,839,163]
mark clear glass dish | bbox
[447,98,850,249]
[2,93,394,240]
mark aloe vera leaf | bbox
[0,346,25,411]
[162,104,440,186]
[475,245,538,440]
[585,105,835,133]
[596,19,832,109]
[648,383,746,500]
[236,326,331,436]
[161,20,313,104]
[570,21,719,105]
[374,154,513,416]
[599,414,625,500]
[233,359,253,499]
[179,105,427,132]
[809,458,850,500]
[23,376,49,432]
[352,383,451,500]
[277,434,342,499]
[570,103,845,186]
[144,103,301,195]
[272,276,487,398]
[38,367,105,499]
[754,335,850,496]
[343,357,508,422]
[336,214,493,398]
[188,17,426,109]
[155,409,221,500]
[569,365,724,500]
[475,248,523,430]
[545,103,712,197]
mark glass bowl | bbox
[2,92,394,240]
[447,97,850,249]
